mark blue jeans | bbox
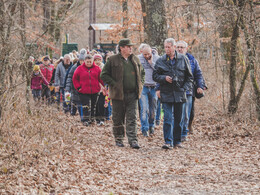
[105,102,112,120]
[156,98,161,122]
[139,86,158,132]
[162,102,183,146]
[181,95,193,137]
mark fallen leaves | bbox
[0,91,259,194]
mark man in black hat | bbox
[101,38,144,149]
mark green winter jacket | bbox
[101,53,144,100]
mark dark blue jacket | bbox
[186,53,205,96]
[153,52,193,103]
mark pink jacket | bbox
[31,71,49,90]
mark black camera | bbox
[172,75,178,82]
[172,75,180,88]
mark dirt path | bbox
[1,99,259,194]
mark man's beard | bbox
[64,62,70,69]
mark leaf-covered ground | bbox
[0,93,259,194]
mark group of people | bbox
[31,37,206,150]
[30,48,114,126]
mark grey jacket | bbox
[153,52,193,103]
[65,62,80,102]
[138,53,159,86]
[54,62,72,88]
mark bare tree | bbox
[240,0,260,120]
[122,0,128,38]
[212,0,260,120]
[0,0,18,121]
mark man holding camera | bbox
[153,38,193,149]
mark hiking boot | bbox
[162,144,172,149]
[116,142,124,147]
[99,121,104,126]
[149,127,154,135]
[130,141,140,149]
[142,131,148,137]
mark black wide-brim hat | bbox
[118,38,135,47]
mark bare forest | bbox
[0,0,259,194]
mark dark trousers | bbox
[96,93,105,123]
[50,88,55,104]
[79,93,98,123]
[112,92,138,144]
[32,89,41,101]
[71,100,83,122]
[41,84,51,103]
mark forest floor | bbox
[0,94,260,194]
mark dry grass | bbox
[0,81,259,194]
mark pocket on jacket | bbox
[171,90,186,103]
[111,64,122,80]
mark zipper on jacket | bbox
[88,69,92,94]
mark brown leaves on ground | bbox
[0,95,259,194]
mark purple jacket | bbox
[31,72,49,90]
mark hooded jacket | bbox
[72,62,104,94]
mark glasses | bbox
[177,46,186,49]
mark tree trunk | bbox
[227,18,239,114]
[42,0,50,32]
[122,0,128,38]
[0,1,17,121]
[19,1,31,115]
[240,2,260,121]
[227,0,247,114]
[140,0,167,53]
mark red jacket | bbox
[72,62,104,94]
[40,64,54,83]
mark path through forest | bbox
[1,97,259,194]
